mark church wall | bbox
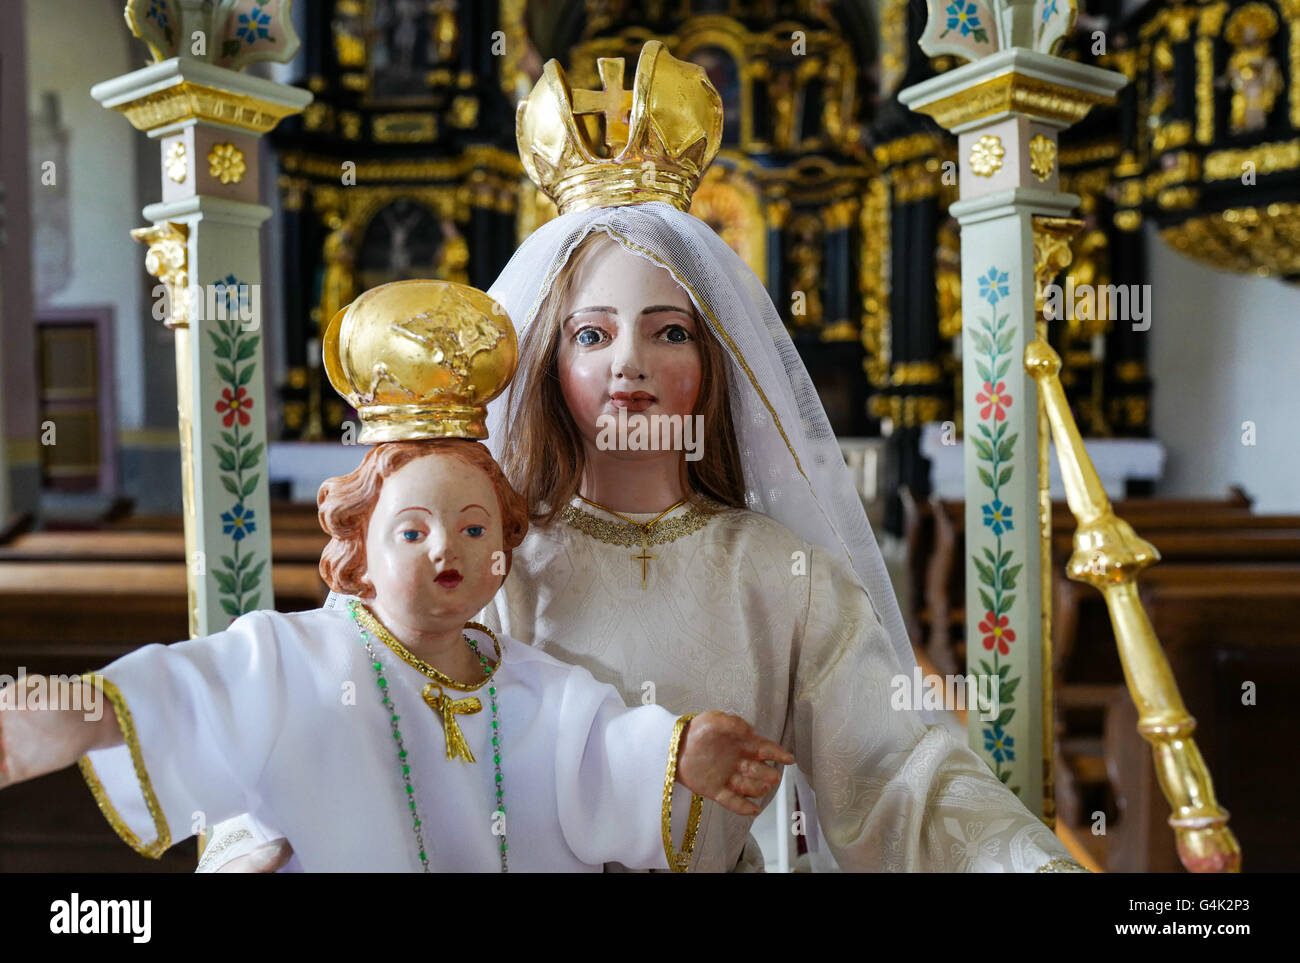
[0,1,39,517]
[1147,227,1300,513]
[25,0,148,435]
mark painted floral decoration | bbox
[165,141,188,183]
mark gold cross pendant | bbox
[631,543,657,589]
[422,683,482,762]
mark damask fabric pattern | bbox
[482,499,1084,873]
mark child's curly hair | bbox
[317,439,530,598]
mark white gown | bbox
[80,607,696,872]
[480,496,1084,873]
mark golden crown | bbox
[322,280,518,443]
[516,40,723,215]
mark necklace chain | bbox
[349,601,507,872]
[562,495,717,548]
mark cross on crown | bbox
[571,58,634,149]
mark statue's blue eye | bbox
[576,327,604,346]
[401,530,421,542]
[465,525,486,537]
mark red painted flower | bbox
[975,381,1012,421]
[215,386,253,427]
[979,610,1015,654]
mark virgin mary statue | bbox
[207,40,1084,873]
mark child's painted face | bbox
[362,453,504,629]
[555,240,703,455]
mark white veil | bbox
[483,200,922,684]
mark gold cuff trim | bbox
[1034,856,1090,872]
[662,713,704,873]
[77,674,172,859]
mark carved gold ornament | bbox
[969,134,1005,177]
[165,141,188,183]
[131,221,191,329]
[208,142,247,184]
[1029,134,1057,181]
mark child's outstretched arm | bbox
[0,677,124,789]
[672,710,793,816]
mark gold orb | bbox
[323,279,518,443]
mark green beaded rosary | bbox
[349,600,508,872]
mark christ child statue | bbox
[0,281,792,872]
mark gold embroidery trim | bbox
[354,604,502,693]
[561,498,717,548]
[77,673,173,859]
[1034,856,1090,872]
[662,713,704,873]
[195,827,254,872]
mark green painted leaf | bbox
[978,467,994,488]
[973,558,995,586]
[972,27,989,44]
[239,445,260,471]
[979,659,995,677]
[245,592,260,611]
[978,588,995,613]
[998,663,1012,678]
[236,553,251,572]
[216,363,236,384]
[998,592,1016,615]
[994,358,1010,380]
[208,331,232,360]
[976,423,993,440]
[999,434,1018,460]
[237,364,255,387]
[221,431,238,449]
[246,558,267,582]
[214,446,236,472]
[212,570,236,593]
[996,329,1015,353]
[241,571,259,593]
[995,421,1008,440]
[221,475,241,497]
[235,337,258,361]
[997,466,1013,485]
[238,432,252,448]
[973,439,993,461]
[998,770,1011,783]
[220,598,241,617]
[241,473,259,497]
[976,361,992,383]
[221,554,237,572]
[997,314,1009,327]
[999,550,1012,567]
[1009,785,1020,795]
[1001,676,1021,700]
[1002,563,1023,590]
[996,708,1014,726]
[971,333,991,355]
[982,547,996,565]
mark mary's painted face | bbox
[555,239,703,454]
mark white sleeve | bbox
[792,548,1086,872]
[552,666,698,870]
[79,611,287,859]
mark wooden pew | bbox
[0,529,328,564]
[0,559,327,871]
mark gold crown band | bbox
[355,403,490,443]
[553,165,698,215]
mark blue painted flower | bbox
[978,266,1010,304]
[1042,0,1059,23]
[984,724,1015,763]
[982,499,1014,535]
[146,0,170,30]
[221,503,257,541]
[236,5,272,44]
[945,2,981,37]
[213,273,250,317]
